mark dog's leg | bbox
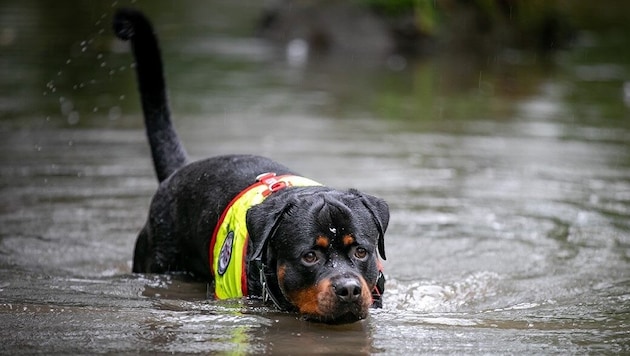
[132,226,151,273]
[133,210,182,273]
[113,9,188,182]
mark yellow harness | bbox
[209,172,321,299]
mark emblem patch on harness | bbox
[218,231,234,275]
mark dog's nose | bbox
[333,278,362,303]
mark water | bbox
[1,0,629,354]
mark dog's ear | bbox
[349,189,389,260]
[246,199,293,262]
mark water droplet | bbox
[60,99,74,116]
[66,59,72,64]
[100,62,106,67]
[119,95,125,100]
[386,55,407,71]
[286,38,308,67]
[67,111,80,125]
[97,53,103,59]
[108,106,122,121]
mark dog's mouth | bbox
[285,275,373,324]
[303,304,369,324]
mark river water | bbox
[1,1,629,354]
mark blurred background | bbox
[1,0,629,354]
[2,0,630,129]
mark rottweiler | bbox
[112,9,389,324]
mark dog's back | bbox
[114,10,294,275]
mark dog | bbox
[112,9,389,324]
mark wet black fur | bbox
[113,8,389,322]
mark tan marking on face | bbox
[287,279,331,316]
[358,276,373,308]
[315,236,329,249]
[277,264,286,286]
[342,234,354,246]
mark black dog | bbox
[113,9,389,324]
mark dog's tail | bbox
[113,9,188,182]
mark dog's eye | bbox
[302,251,318,264]
[354,247,368,260]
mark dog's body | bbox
[113,9,389,324]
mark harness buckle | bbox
[269,181,287,193]
[256,172,276,183]
[257,172,290,197]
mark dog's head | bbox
[246,187,388,324]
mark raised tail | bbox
[113,9,188,182]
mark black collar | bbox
[252,258,295,311]
[247,178,296,311]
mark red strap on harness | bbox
[256,172,289,197]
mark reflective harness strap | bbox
[209,173,322,299]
